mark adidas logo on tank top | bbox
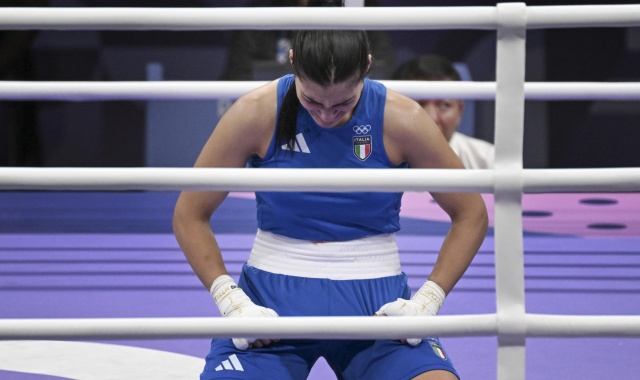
[281,133,310,153]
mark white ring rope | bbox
[0,167,639,193]
[1,314,639,340]
[2,81,640,101]
[0,315,498,340]
[0,168,493,192]
[1,6,640,31]
[526,315,640,338]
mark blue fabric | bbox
[248,74,408,241]
[200,265,459,380]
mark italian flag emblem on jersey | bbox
[353,135,372,161]
[428,339,448,361]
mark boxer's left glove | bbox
[210,274,279,350]
[375,280,446,346]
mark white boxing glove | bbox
[210,274,278,350]
[375,280,446,346]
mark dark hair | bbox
[392,54,461,82]
[276,30,371,150]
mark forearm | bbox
[376,213,484,345]
[175,215,278,351]
[428,196,488,294]
[173,214,228,290]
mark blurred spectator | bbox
[393,54,494,169]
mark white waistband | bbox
[247,229,401,280]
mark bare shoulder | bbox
[228,79,279,132]
[383,88,438,163]
[384,88,424,122]
[195,79,279,167]
[383,88,438,138]
[219,79,279,152]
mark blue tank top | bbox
[248,74,407,241]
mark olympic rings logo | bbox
[353,125,371,134]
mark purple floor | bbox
[1,192,639,379]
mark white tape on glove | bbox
[375,280,446,346]
[210,274,278,350]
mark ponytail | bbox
[276,81,300,152]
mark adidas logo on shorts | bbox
[215,354,244,372]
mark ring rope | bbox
[1,314,640,340]
[0,315,499,340]
[0,167,639,193]
[0,6,639,30]
[1,81,640,101]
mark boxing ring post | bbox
[493,4,527,379]
[1,4,640,380]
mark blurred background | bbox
[1,0,639,169]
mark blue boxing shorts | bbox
[200,264,459,380]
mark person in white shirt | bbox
[392,54,494,169]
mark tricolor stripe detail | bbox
[354,144,370,160]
